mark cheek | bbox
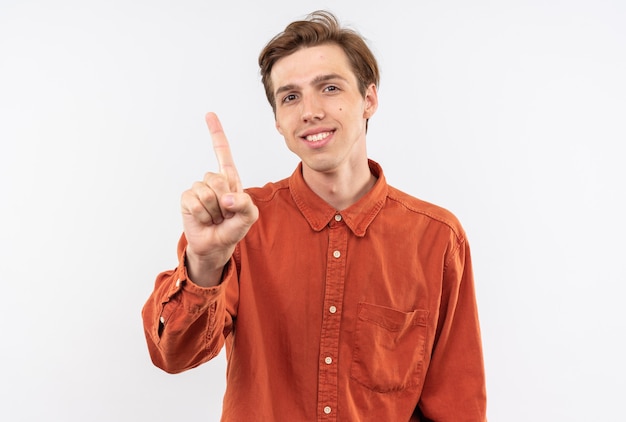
[275,112,288,135]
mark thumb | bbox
[221,192,259,225]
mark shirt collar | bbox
[288,159,388,237]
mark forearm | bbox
[418,240,487,421]
[142,236,235,373]
[141,269,227,373]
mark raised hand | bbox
[180,112,259,286]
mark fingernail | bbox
[223,194,235,207]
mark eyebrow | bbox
[274,73,348,98]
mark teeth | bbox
[305,131,331,142]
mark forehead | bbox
[270,44,357,90]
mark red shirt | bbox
[142,160,487,421]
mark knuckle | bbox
[203,173,230,191]
[188,202,213,225]
[180,189,195,207]
[203,172,222,184]
[196,184,216,202]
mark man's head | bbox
[258,10,380,113]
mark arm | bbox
[141,235,238,373]
[142,112,257,373]
[418,238,487,421]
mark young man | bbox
[142,10,487,421]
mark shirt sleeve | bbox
[417,237,488,421]
[141,234,237,374]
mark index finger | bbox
[205,112,242,192]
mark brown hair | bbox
[258,10,380,112]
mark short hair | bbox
[258,10,380,112]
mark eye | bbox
[282,94,298,104]
[324,85,339,93]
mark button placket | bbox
[317,217,347,420]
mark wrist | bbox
[184,249,230,287]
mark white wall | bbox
[1,0,624,420]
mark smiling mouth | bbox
[304,131,333,142]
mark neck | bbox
[302,159,376,211]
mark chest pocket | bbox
[350,303,429,393]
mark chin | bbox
[302,158,339,174]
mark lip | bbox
[299,128,335,149]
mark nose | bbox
[300,95,324,123]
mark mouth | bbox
[302,130,334,143]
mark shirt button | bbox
[324,406,332,414]
[333,250,341,258]
[334,214,342,222]
[329,305,337,314]
[324,356,332,365]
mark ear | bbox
[363,83,378,119]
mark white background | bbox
[1,0,625,420]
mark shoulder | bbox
[244,177,290,204]
[385,185,466,242]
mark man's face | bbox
[271,44,378,175]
